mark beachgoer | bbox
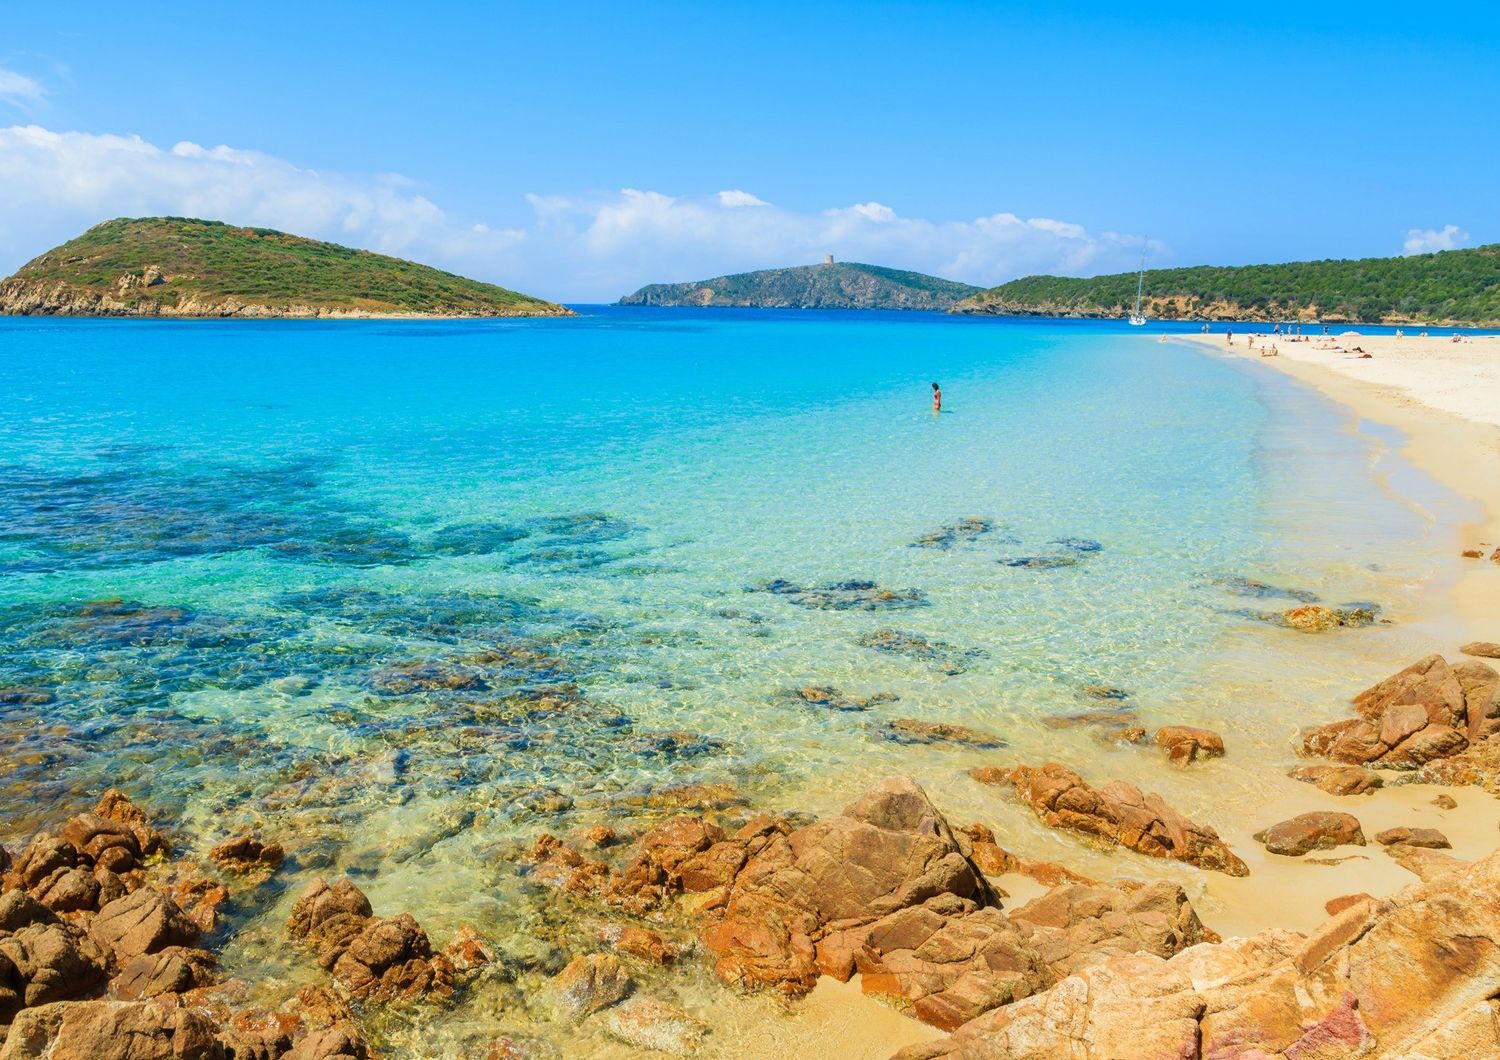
[1226,328,1234,345]
[931,382,941,412]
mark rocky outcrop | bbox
[1288,763,1383,795]
[1302,654,1499,771]
[0,998,223,1060]
[285,877,454,1001]
[1254,812,1366,856]
[1153,726,1224,765]
[1461,641,1500,659]
[994,763,1249,876]
[898,845,1500,1059]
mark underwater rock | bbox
[1210,574,1320,603]
[757,578,929,611]
[1051,537,1104,554]
[1080,685,1130,701]
[1153,726,1225,766]
[999,555,1080,570]
[596,924,681,965]
[208,835,284,878]
[549,953,633,1020]
[857,629,986,675]
[787,686,898,712]
[1254,812,1366,856]
[0,689,54,706]
[999,763,1249,876]
[911,518,995,550]
[625,730,724,759]
[884,719,1005,749]
[603,997,708,1054]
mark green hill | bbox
[618,261,981,310]
[951,245,1500,326]
[0,217,570,318]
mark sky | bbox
[1,1,1496,302]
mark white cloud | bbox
[1403,224,1469,256]
[0,123,1152,302]
[0,68,46,108]
[717,189,769,207]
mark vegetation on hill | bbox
[619,261,981,311]
[0,217,569,317]
[952,245,1500,325]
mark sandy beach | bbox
[1186,330,1500,626]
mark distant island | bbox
[0,217,571,318]
[952,244,1500,326]
[619,259,981,311]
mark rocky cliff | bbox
[619,262,980,311]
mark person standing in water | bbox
[931,382,942,413]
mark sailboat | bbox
[1127,249,1147,326]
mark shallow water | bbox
[0,309,1466,1054]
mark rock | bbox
[330,912,454,1001]
[1432,793,1458,809]
[1253,812,1366,856]
[1008,880,1214,977]
[0,900,109,1023]
[1002,763,1248,875]
[1282,604,1342,632]
[1152,725,1224,765]
[31,867,99,914]
[1302,654,1497,770]
[788,685,897,712]
[441,924,493,972]
[758,578,928,611]
[911,518,995,550]
[1325,892,1374,916]
[550,953,632,1019]
[1461,641,1500,659]
[884,719,1004,748]
[603,998,708,1054]
[856,629,985,675]
[89,886,198,960]
[903,844,1500,1058]
[0,998,222,1060]
[1288,763,1383,795]
[208,835,285,876]
[1462,548,1485,558]
[60,813,140,873]
[111,947,216,999]
[8,835,78,893]
[92,790,167,857]
[285,878,451,1001]
[1374,826,1450,849]
[597,924,680,964]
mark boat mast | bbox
[1133,249,1145,317]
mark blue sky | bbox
[1,1,1496,300]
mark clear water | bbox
[0,309,1462,1054]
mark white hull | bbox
[1128,314,1147,326]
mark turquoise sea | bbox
[0,308,1466,1053]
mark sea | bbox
[0,307,1475,1054]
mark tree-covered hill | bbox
[0,217,570,318]
[619,261,981,310]
[952,245,1500,325]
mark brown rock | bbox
[1283,604,1342,632]
[286,878,372,949]
[111,947,215,999]
[885,719,1004,748]
[1153,725,1225,765]
[0,998,222,1059]
[1288,763,1383,795]
[1004,763,1248,875]
[550,952,632,1019]
[441,924,493,972]
[208,835,284,876]
[330,912,454,1001]
[1324,892,1374,916]
[89,886,198,961]
[598,924,680,964]
[1253,812,1366,856]
[1460,641,1500,659]
[901,843,1500,1058]
[1432,793,1458,809]
[92,790,167,858]
[603,998,709,1054]
[60,814,140,873]
[1461,549,1484,558]
[0,898,109,1023]
[1374,826,1450,849]
[9,835,78,893]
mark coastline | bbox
[1180,331,1500,631]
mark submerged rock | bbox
[996,763,1248,876]
[549,953,632,1020]
[857,629,986,675]
[1210,574,1320,603]
[756,578,929,611]
[786,685,898,712]
[999,555,1080,570]
[884,719,1005,749]
[911,518,995,550]
[603,997,707,1054]
[208,835,284,878]
[1254,812,1366,856]
[1374,826,1450,849]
